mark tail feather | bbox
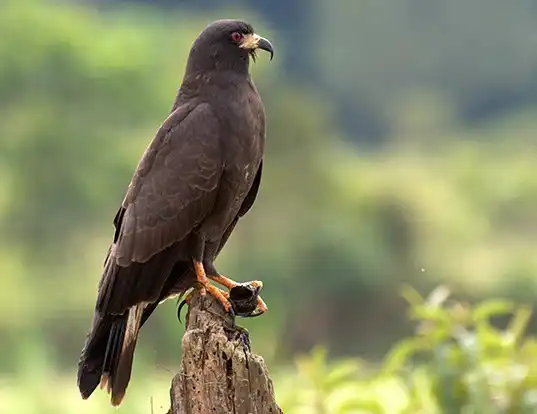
[77,262,193,406]
[77,306,143,406]
[77,313,114,399]
[100,315,126,392]
[109,305,143,406]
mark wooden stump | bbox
[169,291,282,414]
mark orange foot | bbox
[178,260,267,321]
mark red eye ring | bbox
[231,32,243,42]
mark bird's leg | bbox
[192,259,232,312]
[207,273,268,314]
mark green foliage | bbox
[5,288,537,414]
[277,287,537,413]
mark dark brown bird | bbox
[76,19,274,406]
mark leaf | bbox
[520,338,537,361]
[295,347,328,384]
[407,368,440,413]
[472,300,515,323]
[336,399,384,413]
[411,304,451,325]
[474,324,511,360]
[400,285,425,308]
[426,285,451,308]
[507,306,532,345]
[324,361,361,392]
[382,337,430,376]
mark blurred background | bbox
[2,0,537,412]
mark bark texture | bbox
[169,292,282,414]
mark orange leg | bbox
[192,260,231,312]
[207,274,268,313]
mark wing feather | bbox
[97,103,223,315]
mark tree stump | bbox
[169,291,283,414]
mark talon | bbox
[250,280,263,289]
[228,303,236,319]
[177,299,188,323]
[177,288,195,323]
[256,295,268,314]
[247,309,266,318]
[248,280,268,315]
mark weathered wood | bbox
[169,291,283,414]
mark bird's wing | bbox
[214,160,263,255]
[238,159,262,217]
[96,103,223,315]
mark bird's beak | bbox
[240,33,274,61]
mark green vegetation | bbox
[2,0,537,412]
[4,288,537,413]
[278,287,537,413]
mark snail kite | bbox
[76,19,274,406]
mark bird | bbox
[76,19,274,406]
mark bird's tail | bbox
[77,305,144,406]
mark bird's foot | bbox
[177,279,267,322]
[183,260,267,321]
[201,281,233,312]
[208,273,268,317]
[177,283,231,322]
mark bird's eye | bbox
[231,32,243,42]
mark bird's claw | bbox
[176,281,206,323]
[244,309,266,318]
[177,280,266,323]
[177,298,188,323]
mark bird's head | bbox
[186,19,274,74]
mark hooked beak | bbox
[240,33,274,61]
